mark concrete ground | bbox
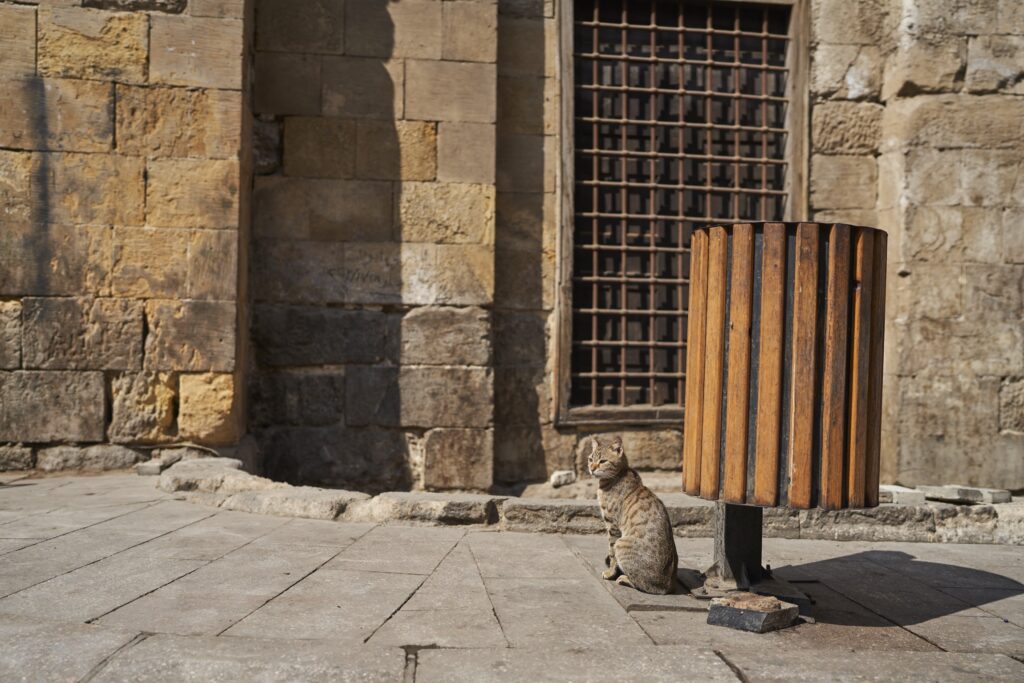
[1,474,1022,682]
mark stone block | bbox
[254,52,321,116]
[497,133,555,193]
[493,311,548,367]
[82,0,187,10]
[497,75,558,136]
[144,300,236,372]
[116,86,241,159]
[349,491,501,525]
[965,36,1024,94]
[618,429,683,470]
[963,264,1023,322]
[500,498,604,533]
[494,243,545,309]
[959,208,1002,265]
[1000,378,1024,433]
[813,209,879,227]
[437,122,496,183]
[345,366,493,428]
[283,117,356,179]
[0,444,33,471]
[902,150,961,207]
[707,593,799,633]
[345,0,442,59]
[21,297,143,370]
[256,0,344,53]
[959,150,1019,207]
[401,306,490,365]
[0,301,21,370]
[249,368,346,427]
[150,15,243,89]
[810,45,881,100]
[1005,208,1024,264]
[0,152,32,224]
[356,120,437,181]
[0,371,105,442]
[399,182,495,244]
[147,158,240,228]
[999,0,1024,28]
[222,487,368,520]
[494,366,548,427]
[188,0,244,18]
[0,78,113,153]
[253,117,281,175]
[253,305,397,366]
[496,190,555,252]
[882,38,967,99]
[251,240,366,303]
[109,372,177,444]
[37,444,142,472]
[0,4,36,79]
[812,101,883,155]
[878,485,927,506]
[549,470,575,487]
[809,155,876,210]
[890,262,962,319]
[0,223,111,297]
[882,95,1024,151]
[402,243,495,305]
[36,153,146,225]
[917,485,1012,505]
[179,373,241,445]
[307,180,395,241]
[112,227,189,298]
[188,230,238,300]
[443,1,497,63]
[422,428,494,490]
[910,0,1000,37]
[405,60,496,123]
[497,16,555,77]
[38,7,147,83]
[811,0,886,45]
[322,56,404,119]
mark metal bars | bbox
[570,0,792,410]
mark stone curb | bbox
[156,459,1024,544]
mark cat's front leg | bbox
[602,522,622,578]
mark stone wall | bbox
[0,0,250,468]
[808,0,1024,489]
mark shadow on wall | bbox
[249,0,410,492]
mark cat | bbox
[586,435,678,594]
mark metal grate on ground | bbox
[570,0,792,411]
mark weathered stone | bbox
[82,0,186,11]
[549,470,575,487]
[1005,208,1024,264]
[251,240,364,303]
[813,209,879,227]
[255,177,394,242]
[110,372,177,444]
[879,485,927,506]
[438,122,496,184]
[400,182,495,244]
[221,487,368,521]
[253,305,396,366]
[0,78,113,153]
[249,369,346,427]
[443,1,498,63]
[116,86,241,159]
[188,230,238,301]
[135,460,163,476]
[965,35,1024,94]
[157,457,261,495]
[21,297,143,371]
[282,117,355,179]
[890,262,962,319]
[0,444,34,471]
[422,428,493,491]
[189,0,245,18]
[498,75,559,137]
[496,191,556,253]
[918,485,1013,505]
[501,498,604,533]
[0,224,110,297]
[809,155,877,210]
[799,505,938,543]
[0,301,21,370]
[147,158,240,228]
[178,373,240,445]
[1000,379,1024,433]
[256,0,344,53]
[812,101,883,155]
[401,306,490,365]
[346,492,502,525]
[406,60,496,123]
[37,444,141,472]
[882,95,1024,150]
[38,7,148,83]
[112,228,189,298]
[883,38,967,100]
[346,0,442,59]
[812,0,886,45]
[498,16,556,77]
[150,15,243,89]
[497,132,556,193]
[35,153,146,226]
[345,366,493,428]
[144,300,236,372]
[403,244,495,305]
[253,117,281,175]
[0,151,33,224]
[254,52,321,116]
[963,264,1023,324]
[322,56,404,119]
[356,120,437,181]
[707,592,799,633]
[811,45,881,100]
[0,4,36,79]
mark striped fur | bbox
[586,435,677,594]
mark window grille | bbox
[569,0,792,411]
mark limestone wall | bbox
[0,0,250,468]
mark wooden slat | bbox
[819,224,851,510]
[753,223,786,506]
[788,223,819,509]
[683,229,708,494]
[865,232,888,506]
[700,226,728,499]
[846,229,874,507]
[723,224,754,503]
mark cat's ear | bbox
[611,435,623,453]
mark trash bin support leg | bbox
[710,502,764,589]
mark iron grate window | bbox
[570,0,792,410]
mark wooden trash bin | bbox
[683,222,888,511]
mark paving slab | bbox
[0,502,154,540]
[0,614,138,683]
[880,484,927,506]
[942,587,1024,627]
[223,568,424,642]
[416,645,737,682]
[138,510,290,561]
[92,634,404,682]
[324,524,464,575]
[719,646,1024,682]
[906,614,1024,656]
[402,542,493,611]
[0,538,45,554]
[369,607,507,648]
[467,530,592,579]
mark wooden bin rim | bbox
[695,221,888,236]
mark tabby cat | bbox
[587,435,678,594]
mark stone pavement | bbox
[1,474,1022,682]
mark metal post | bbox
[709,502,764,590]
